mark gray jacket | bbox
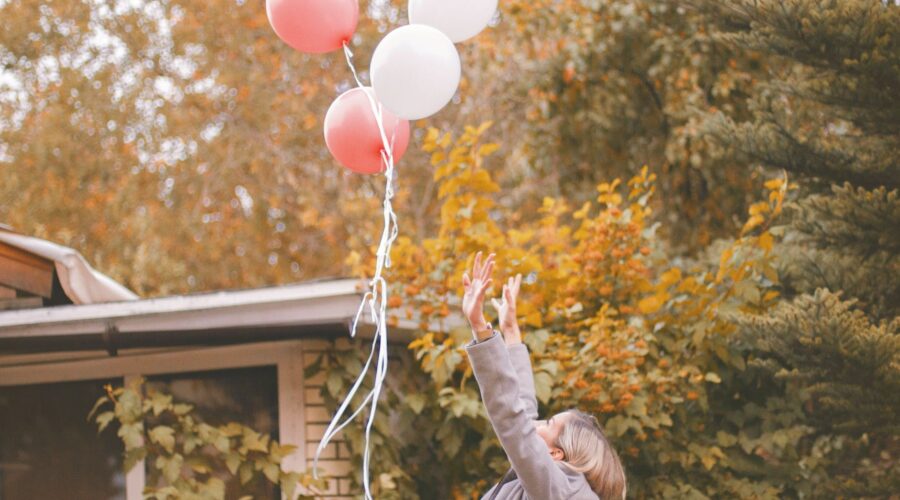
[466,333,599,500]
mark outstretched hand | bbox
[462,251,495,332]
[491,273,523,344]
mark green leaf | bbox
[172,403,194,416]
[117,422,144,449]
[406,393,427,414]
[203,478,226,500]
[263,462,280,483]
[281,472,300,500]
[534,372,553,404]
[239,462,254,485]
[149,392,173,416]
[96,411,116,433]
[242,428,269,453]
[225,452,242,475]
[116,389,143,424]
[269,443,297,462]
[524,329,550,355]
[734,280,760,303]
[157,454,183,483]
[325,372,343,397]
[213,434,231,454]
[149,426,176,453]
[87,395,109,421]
[123,447,147,473]
[303,354,324,379]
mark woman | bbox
[462,251,627,500]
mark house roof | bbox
[0,278,416,355]
[0,227,138,305]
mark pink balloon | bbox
[324,87,411,175]
[266,0,359,54]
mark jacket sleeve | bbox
[508,343,539,421]
[467,333,573,499]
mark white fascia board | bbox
[0,279,368,339]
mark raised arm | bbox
[490,272,538,420]
[508,343,539,421]
[462,255,571,496]
[467,334,573,499]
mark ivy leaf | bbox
[149,392,173,416]
[239,463,254,485]
[263,462,280,483]
[172,403,194,416]
[87,395,109,421]
[156,454,183,483]
[117,422,144,449]
[123,447,147,473]
[325,372,344,397]
[225,452,242,475]
[281,472,301,500]
[406,393,427,415]
[96,411,116,433]
[149,426,176,453]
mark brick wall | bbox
[301,340,358,499]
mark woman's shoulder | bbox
[554,461,600,499]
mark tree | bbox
[340,122,794,498]
[0,0,773,298]
[477,0,771,250]
[695,0,900,496]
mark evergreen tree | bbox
[697,0,899,496]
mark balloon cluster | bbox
[266,0,498,174]
[266,2,497,498]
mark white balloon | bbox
[409,0,498,43]
[371,25,461,121]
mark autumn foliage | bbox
[338,123,793,498]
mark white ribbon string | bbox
[312,41,401,500]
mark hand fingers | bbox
[491,298,502,312]
[483,260,495,281]
[480,254,495,281]
[462,273,471,288]
[478,278,493,296]
[473,252,483,277]
[514,273,522,294]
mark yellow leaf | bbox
[477,143,500,157]
[476,121,494,135]
[660,268,682,287]
[524,311,543,328]
[758,232,774,252]
[573,201,591,219]
[748,202,769,216]
[742,214,765,234]
[638,293,666,314]
[422,128,439,152]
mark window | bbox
[0,341,308,500]
[0,378,126,500]
[144,366,279,499]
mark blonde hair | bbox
[555,409,627,499]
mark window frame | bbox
[0,340,308,500]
